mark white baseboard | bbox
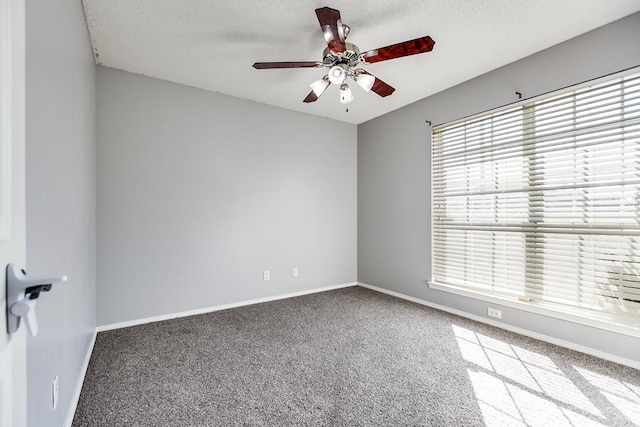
[357,282,640,370]
[97,282,358,332]
[64,329,97,427]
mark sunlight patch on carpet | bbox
[452,324,608,426]
[575,366,640,423]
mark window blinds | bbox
[432,72,640,320]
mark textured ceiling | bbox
[82,1,640,124]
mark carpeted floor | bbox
[73,286,640,426]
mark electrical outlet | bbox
[52,375,59,411]
[487,308,502,319]
[263,271,270,281]
[293,267,299,277]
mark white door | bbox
[0,0,26,426]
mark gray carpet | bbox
[73,286,640,426]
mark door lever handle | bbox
[6,264,67,336]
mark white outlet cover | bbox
[293,267,299,277]
[52,375,59,411]
[263,271,270,281]
[487,308,502,319]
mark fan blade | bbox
[360,36,435,64]
[304,76,330,103]
[253,61,323,69]
[315,7,346,54]
[303,91,320,103]
[361,71,395,97]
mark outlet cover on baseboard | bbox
[488,307,502,319]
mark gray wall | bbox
[358,12,640,362]
[96,68,357,326]
[25,0,97,426]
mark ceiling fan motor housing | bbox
[323,42,360,68]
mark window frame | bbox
[428,66,640,338]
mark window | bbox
[430,71,640,333]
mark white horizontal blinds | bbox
[433,106,529,298]
[432,72,640,318]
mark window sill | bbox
[427,281,640,339]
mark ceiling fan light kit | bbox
[252,6,435,107]
[328,64,348,85]
[339,83,354,104]
[355,72,375,92]
[310,76,330,97]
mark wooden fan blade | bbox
[253,61,323,69]
[361,71,395,97]
[303,91,319,103]
[361,36,435,64]
[315,7,346,53]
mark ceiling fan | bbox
[252,6,435,105]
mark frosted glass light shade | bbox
[339,83,354,104]
[310,77,329,97]
[356,73,375,92]
[328,65,347,85]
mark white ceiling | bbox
[82,0,640,124]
